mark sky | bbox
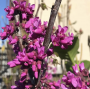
[0,0,9,47]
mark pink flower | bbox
[71,78,77,87]
[10,36,18,44]
[51,25,74,49]
[11,85,17,89]
[7,61,16,68]
[22,13,27,20]
[37,46,47,60]
[0,32,7,40]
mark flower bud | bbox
[34,68,38,78]
[37,61,42,69]
[7,61,16,68]
[32,61,36,71]
[15,21,19,26]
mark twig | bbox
[35,0,41,17]
[36,0,62,87]
[40,9,43,19]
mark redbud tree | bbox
[0,0,90,89]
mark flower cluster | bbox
[10,62,90,89]
[0,23,14,40]
[61,63,90,89]
[51,25,74,49]
[0,0,76,89]
[4,0,35,21]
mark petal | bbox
[71,78,77,87]
[7,61,16,68]
[22,13,27,20]
[72,64,79,74]
[10,39,18,44]
[63,26,68,33]
[10,8,14,15]
[79,62,85,71]
[21,72,27,77]
[34,28,42,34]
[25,20,31,28]
[11,85,17,89]
[32,65,36,71]
[31,4,35,10]
[37,64,41,69]
[61,84,69,89]
[34,71,38,78]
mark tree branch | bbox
[35,0,41,17]
[43,0,62,52]
[36,0,62,87]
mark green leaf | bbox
[67,36,79,65]
[81,60,90,70]
[41,3,48,10]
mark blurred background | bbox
[0,0,90,88]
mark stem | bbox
[79,43,82,64]
[10,0,24,51]
[36,0,62,87]
[35,0,41,17]
[61,59,64,74]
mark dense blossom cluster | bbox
[4,0,35,21]
[61,63,90,89]
[1,0,89,89]
[51,25,74,49]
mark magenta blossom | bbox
[79,62,85,72]
[51,25,74,49]
[72,64,79,75]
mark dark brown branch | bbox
[10,0,24,51]
[36,0,62,87]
